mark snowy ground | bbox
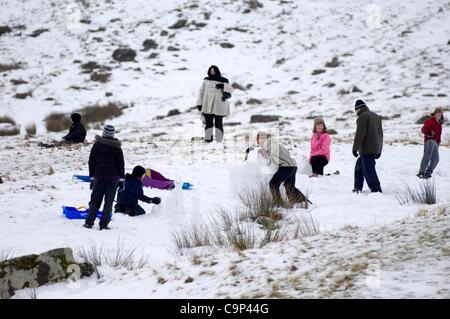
[1,0,450,298]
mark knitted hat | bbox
[354,99,367,110]
[71,113,81,123]
[132,165,146,178]
[102,124,115,138]
[313,117,325,125]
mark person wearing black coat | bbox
[83,125,125,230]
[114,166,161,216]
[38,113,86,148]
[63,113,86,143]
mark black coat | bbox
[63,122,86,143]
[88,135,125,179]
[352,106,383,155]
[117,173,152,207]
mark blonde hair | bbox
[313,117,327,133]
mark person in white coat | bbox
[196,65,233,142]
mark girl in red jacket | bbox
[309,117,331,177]
[418,107,444,179]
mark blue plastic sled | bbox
[72,175,90,183]
[181,182,193,190]
[62,206,102,220]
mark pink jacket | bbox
[309,132,331,162]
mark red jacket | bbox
[422,117,442,144]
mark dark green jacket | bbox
[352,107,383,155]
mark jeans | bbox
[269,167,308,204]
[354,154,382,192]
[419,140,439,176]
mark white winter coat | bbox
[196,79,233,116]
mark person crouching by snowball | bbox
[309,117,331,177]
[114,165,161,216]
[256,132,310,207]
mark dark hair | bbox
[71,113,81,123]
[207,65,221,77]
[132,165,146,178]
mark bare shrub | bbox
[78,102,124,124]
[239,184,282,225]
[171,223,215,250]
[0,116,16,125]
[395,181,436,205]
[25,122,36,137]
[0,124,20,136]
[289,214,320,238]
[0,116,20,136]
[172,200,319,254]
[76,240,147,278]
[45,113,71,132]
[260,226,288,247]
[0,248,14,262]
[0,62,21,73]
[226,223,257,251]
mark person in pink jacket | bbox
[309,117,331,177]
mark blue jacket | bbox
[117,174,152,207]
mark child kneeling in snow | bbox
[114,165,161,216]
[309,117,331,177]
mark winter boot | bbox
[269,185,285,207]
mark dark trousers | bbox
[114,203,146,216]
[311,155,328,175]
[354,155,382,193]
[203,113,224,142]
[85,179,118,228]
[269,167,308,205]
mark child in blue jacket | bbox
[114,166,161,216]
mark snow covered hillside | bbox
[1,0,449,298]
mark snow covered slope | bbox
[0,0,449,298]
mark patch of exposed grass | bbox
[0,62,21,73]
[45,113,71,132]
[0,116,16,125]
[395,180,436,205]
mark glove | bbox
[117,180,124,190]
[352,150,358,158]
[222,92,231,101]
[374,153,381,159]
[197,105,202,111]
[151,197,161,205]
[89,181,94,190]
[215,83,224,89]
[245,147,254,154]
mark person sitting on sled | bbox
[114,165,161,216]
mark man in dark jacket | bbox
[63,113,86,143]
[114,165,161,216]
[352,100,383,193]
[83,125,125,230]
